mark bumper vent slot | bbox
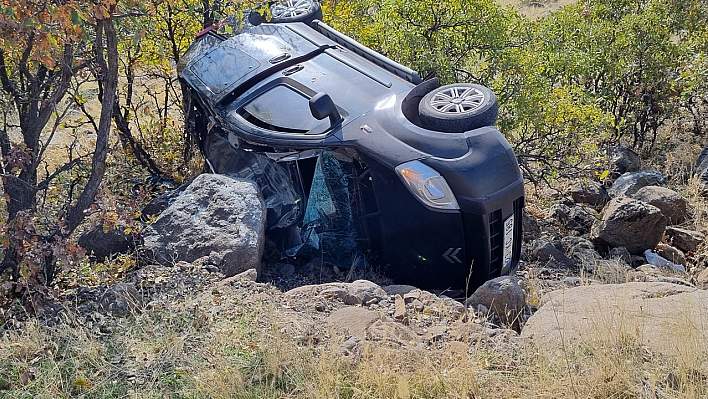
[488,209,503,279]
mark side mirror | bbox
[309,92,342,126]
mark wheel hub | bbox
[430,86,485,114]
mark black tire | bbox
[418,83,498,133]
[270,0,322,26]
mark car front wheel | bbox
[418,83,498,133]
[270,0,323,25]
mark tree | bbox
[0,0,120,288]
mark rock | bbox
[591,197,667,254]
[655,243,687,266]
[99,283,141,316]
[403,290,421,303]
[608,246,632,265]
[628,265,693,286]
[343,280,387,305]
[366,320,416,345]
[327,307,381,338]
[522,282,708,356]
[78,223,135,260]
[551,203,597,233]
[382,285,418,296]
[337,336,362,356]
[140,182,190,220]
[569,179,609,209]
[221,268,259,284]
[522,209,542,241]
[141,174,266,277]
[449,321,486,341]
[393,295,407,321]
[631,255,648,268]
[435,297,467,320]
[607,170,666,198]
[696,146,708,189]
[465,276,526,329]
[696,268,708,289]
[608,145,641,178]
[286,280,387,306]
[531,240,574,269]
[630,186,688,224]
[561,237,602,269]
[665,227,705,253]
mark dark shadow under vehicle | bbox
[178,2,524,293]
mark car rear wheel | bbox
[418,83,498,133]
[270,0,323,25]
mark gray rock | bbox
[366,320,416,345]
[522,209,541,241]
[569,179,609,209]
[287,280,387,306]
[665,227,705,253]
[521,282,708,356]
[142,174,266,277]
[234,268,259,282]
[608,170,666,198]
[561,237,602,269]
[591,197,667,254]
[337,336,362,356]
[608,246,632,265]
[531,240,574,269]
[343,280,387,305]
[697,268,708,289]
[551,203,597,233]
[608,145,641,178]
[100,283,141,316]
[382,285,419,296]
[327,307,381,338]
[630,186,688,224]
[696,146,708,189]
[79,223,134,260]
[140,182,190,220]
[465,276,526,329]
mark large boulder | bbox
[591,197,667,254]
[521,282,708,356]
[142,174,266,277]
[607,170,666,198]
[630,186,688,224]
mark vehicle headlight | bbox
[395,161,459,211]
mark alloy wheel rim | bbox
[272,0,313,18]
[429,86,485,114]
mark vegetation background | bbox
[1,0,708,397]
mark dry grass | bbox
[1,293,707,399]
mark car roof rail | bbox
[311,20,423,85]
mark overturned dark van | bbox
[177,0,524,291]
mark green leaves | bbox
[324,0,707,182]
